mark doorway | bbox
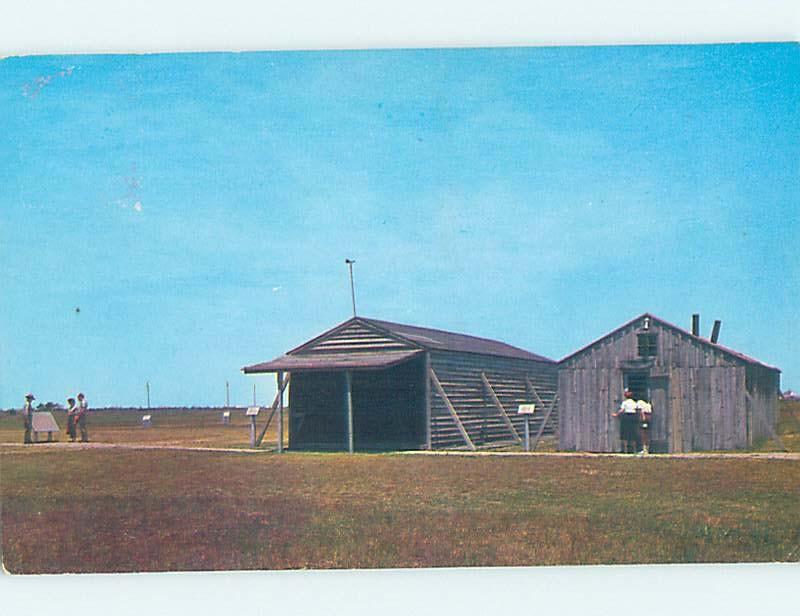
[622,371,670,452]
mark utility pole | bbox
[225,381,230,407]
[146,381,151,409]
[345,258,357,317]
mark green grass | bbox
[1,400,798,573]
[0,407,284,449]
[778,400,800,452]
[2,450,799,573]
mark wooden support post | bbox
[481,372,522,442]
[277,371,284,454]
[430,368,476,451]
[424,353,432,450]
[254,374,291,448]
[345,370,354,454]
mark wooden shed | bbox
[558,313,781,453]
[243,317,558,451]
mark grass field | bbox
[0,407,267,449]
[1,402,798,573]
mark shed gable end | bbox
[292,320,417,355]
[563,319,743,370]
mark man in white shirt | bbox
[612,389,639,453]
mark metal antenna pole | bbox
[345,258,357,317]
[253,383,257,405]
[146,381,150,409]
[226,381,230,407]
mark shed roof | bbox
[359,317,554,362]
[559,312,780,372]
[242,349,423,373]
[242,316,554,374]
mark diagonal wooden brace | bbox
[525,377,558,451]
[255,373,291,447]
[430,368,476,451]
[481,372,522,442]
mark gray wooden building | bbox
[558,313,781,452]
[243,317,557,451]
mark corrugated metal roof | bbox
[242,349,423,373]
[360,317,554,362]
[559,312,780,372]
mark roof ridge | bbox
[359,316,554,363]
[646,313,780,372]
[361,316,526,346]
[560,312,779,371]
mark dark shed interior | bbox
[290,356,427,450]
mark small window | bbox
[637,333,658,357]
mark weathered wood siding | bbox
[559,317,778,452]
[430,351,558,449]
[746,364,780,444]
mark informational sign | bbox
[141,414,152,427]
[32,411,60,433]
[222,411,231,419]
[517,404,536,415]
[246,406,261,417]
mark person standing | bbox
[637,398,653,455]
[66,397,78,442]
[75,392,89,443]
[612,389,639,453]
[22,393,35,444]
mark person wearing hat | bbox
[75,393,89,442]
[22,393,35,444]
[612,389,639,453]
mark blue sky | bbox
[1,43,797,408]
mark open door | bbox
[623,371,670,453]
[649,376,670,453]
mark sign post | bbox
[517,404,536,452]
[246,406,261,448]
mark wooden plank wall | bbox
[429,351,557,449]
[746,364,781,444]
[559,318,765,452]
